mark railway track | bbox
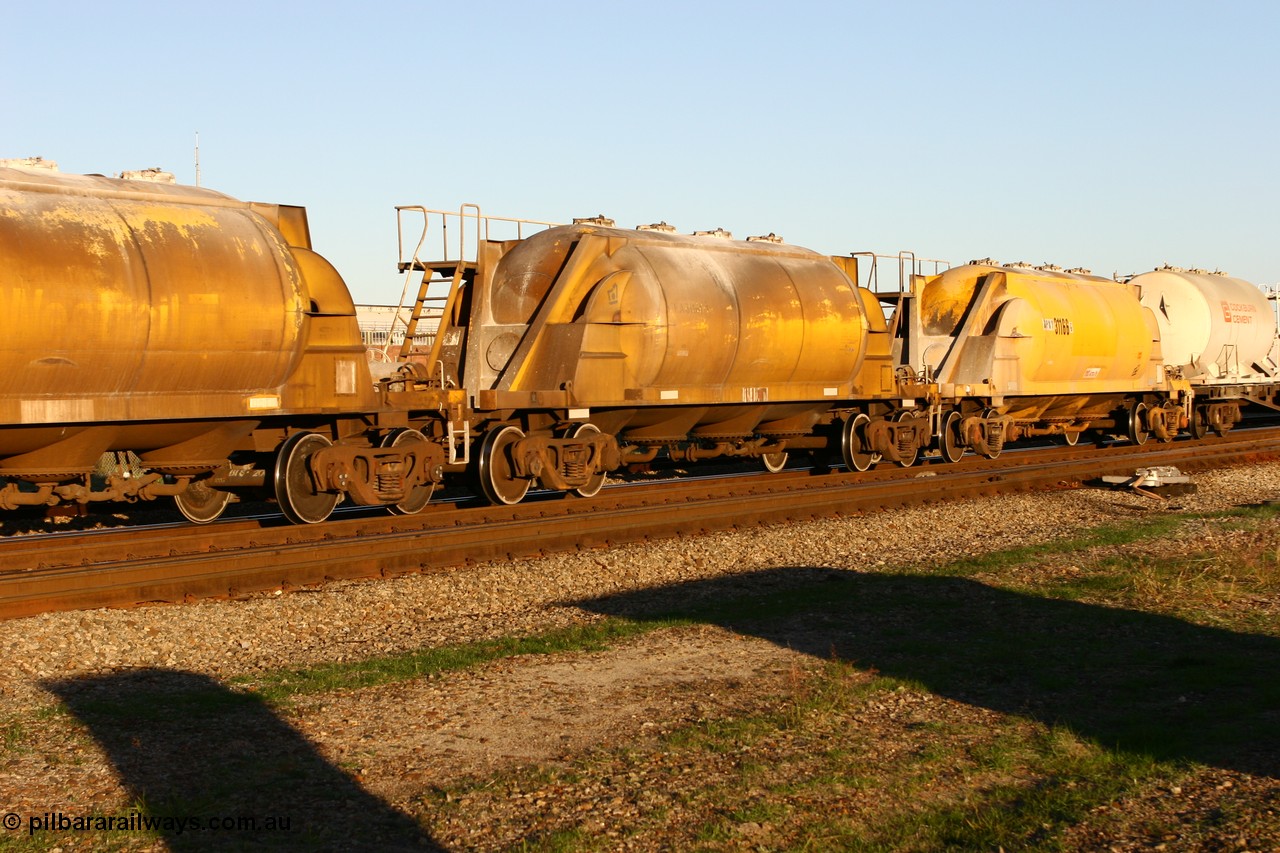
[2,429,1278,620]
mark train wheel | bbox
[841,414,877,472]
[274,432,340,524]
[1128,403,1150,446]
[761,451,789,473]
[978,409,1003,459]
[570,423,607,498]
[1189,407,1209,440]
[381,428,435,515]
[939,410,965,464]
[1211,406,1234,438]
[894,411,919,468]
[174,479,232,524]
[477,425,531,506]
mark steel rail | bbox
[1,430,1277,620]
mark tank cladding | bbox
[913,261,1171,445]
[918,263,1157,394]
[0,165,374,431]
[455,221,889,504]
[0,168,307,410]
[1130,266,1279,439]
[1132,267,1278,381]
[0,164,375,519]
[474,223,872,405]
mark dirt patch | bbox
[291,625,812,799]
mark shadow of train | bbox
[47,669,442,852]
[578,566,1280,779]
[43,565,1278,850]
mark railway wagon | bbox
[0,163,455,523]
[1131,266,1280,436]
[394,213,929,505]
[893,260,1190,453]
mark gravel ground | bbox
[0,462,1276,851]
[0,463,1277,714]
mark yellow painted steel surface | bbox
[0,166,314,424]
[475,224,870,404]
[919,263,1158,398]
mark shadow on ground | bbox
[47,669,441,852]
[578,567,1280,779]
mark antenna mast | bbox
[194,131,201,186]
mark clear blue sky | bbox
[5,0,1278,301]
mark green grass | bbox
[409,502,1279,850]
[417,660,1188,852]
[515,826,601,852]
[94,501,1254,718]
[845,734,1164,852]
[234,616,692,703]
[15,500,1278,852]
[935,514,1191,579]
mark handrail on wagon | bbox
[395,204,561,270]
[850,251,950,296]
[383,205,562,368]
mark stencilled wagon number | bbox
[1043,317,1074,335]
